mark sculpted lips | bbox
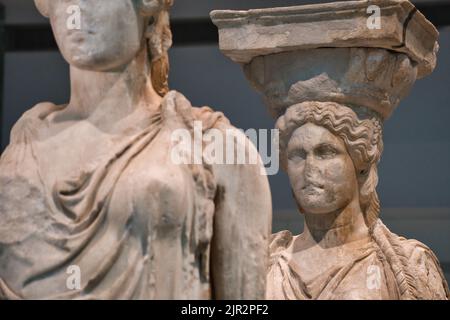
[302,181,325,194]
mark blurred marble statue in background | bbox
[212,0,449,299]
[0,0,272,299]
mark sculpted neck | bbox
[302,198,369,248]
[67,47,162,121]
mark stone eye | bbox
[315,144,337,159]
[289,148,307,161]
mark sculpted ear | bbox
[34,0,49,18]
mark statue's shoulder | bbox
[9,102,59,144]
[396,236,443,268]
[161,90,264,168]
[270,230,294,256]
[377,222,442,265]
[393,233,449,299]
[372,221,448,299]
[161,90,230,130]
[160,89,269,194]
[191,105,231,131]
[266,230,296,275]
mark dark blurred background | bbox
[0,0,449,283]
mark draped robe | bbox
[267,221,449,300]
[0,91,228,299]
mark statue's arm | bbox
[210,127,272,300]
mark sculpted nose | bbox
[304,154,319,180]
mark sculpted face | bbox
[35,0,160,71]
[287,123,359,215]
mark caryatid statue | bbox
[212,0,449,299]
[0,0,272,299]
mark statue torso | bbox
[0,93,218,299]
[267,227,449,300]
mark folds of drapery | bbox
[0,91,229,300]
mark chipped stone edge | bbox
[210,0,439,78]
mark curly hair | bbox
[146,0,174,97]
[275,101,433,299]
[276,101,383,227]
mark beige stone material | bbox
[243,47,418,119]
[0,0,272,300]
[212,0,449,300]
[211,0,439,78]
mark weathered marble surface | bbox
[212,0,449,300]
[243,47,418,119]
[211,0,438,78]
[0,0,272,300]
